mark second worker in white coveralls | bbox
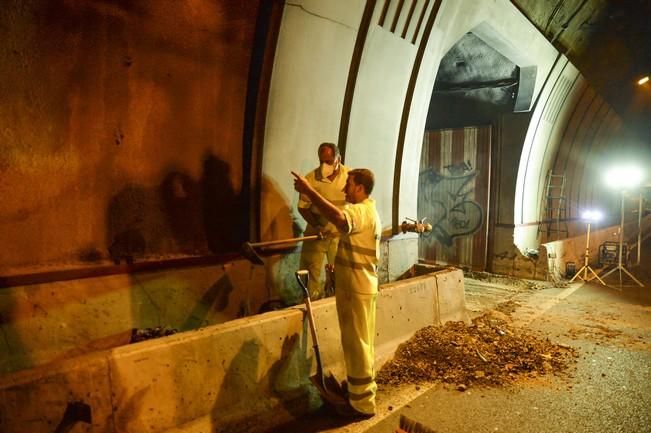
[296,142,349,300]
[292,167,381,419]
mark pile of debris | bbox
[130,326,178,343]
[377,310,577,389]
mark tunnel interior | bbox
[2,2,651,431]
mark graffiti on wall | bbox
[418,161,484,247]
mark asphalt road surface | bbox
[268,241,651,433]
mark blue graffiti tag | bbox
[418,166,483,247]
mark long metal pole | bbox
[619,192,625,286]
[569,221,606,285]
[584,222,591,280]
[637,190,642,266]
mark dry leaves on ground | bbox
[377,309,578,389]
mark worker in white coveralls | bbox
[296,142,349,300]
[292,168,381,419]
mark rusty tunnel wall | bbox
[0,0,261,275]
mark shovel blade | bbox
[310,372,347,406]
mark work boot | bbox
[333,401,374,419]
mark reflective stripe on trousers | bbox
[335,288,377,415]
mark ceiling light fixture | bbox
[637,76,649,85]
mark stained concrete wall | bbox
[0,0,258,274]
[0,268,465,433]
[0,260,266,375]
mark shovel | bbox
[295,270,347,406]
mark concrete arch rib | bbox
[513,64,623,253]
[514,59,579,252]
[391,2,552,236]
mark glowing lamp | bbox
[581,209,603,222]
[604,165,644,190]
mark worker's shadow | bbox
[259,175,305,307]
[200,154,246,255]
[0,300,33,374]
[262,317,353,433]
[210,319,349,432]
[208,334,307,431]
[160,171,205,254]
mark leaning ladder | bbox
[538,170,569,241]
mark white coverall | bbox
[335,197,381,415]
[298,165,349,299]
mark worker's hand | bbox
[304,224,325,236]
[291,171,312,195]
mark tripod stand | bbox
[600,192,644,288]
[570,222,606,285]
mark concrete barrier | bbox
[0,267,465,433]
[0,260,268,375]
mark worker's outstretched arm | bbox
[292,171,348,231]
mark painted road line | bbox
[513,282,584,326]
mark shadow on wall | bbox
[106,185,149,264]
[201,154,246,255]
[0,295,32,374]
[260,175,304,306]
[209,333,320,432]
[180,273,239,331]
[102,153,248,338]
[105,153,246,263]
[160,171,206,255]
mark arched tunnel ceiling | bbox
[512,0,651,142]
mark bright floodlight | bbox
[604,165,644,190]
[581,209,603,222]
[638,76,649,85]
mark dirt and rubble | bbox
[377,305,578,390]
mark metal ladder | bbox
[538,170,569,241]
